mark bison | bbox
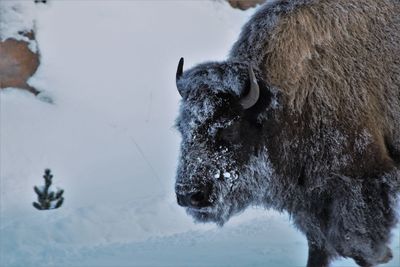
[174,0,400,266]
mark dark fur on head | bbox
[175,0,400,266]
[175,61,278,225]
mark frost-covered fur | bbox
[175,0,400,266]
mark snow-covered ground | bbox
[0,1,398,267]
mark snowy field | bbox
[0,1,399,267]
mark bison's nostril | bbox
[176,188,212,208]
[190,191,207,206]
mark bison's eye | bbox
[216,125,240,145]
[220,129,237,142]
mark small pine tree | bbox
[33,169,64,210]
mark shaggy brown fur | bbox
[260,0,400,189]
[266,0,400,128]
[236,0,400,265]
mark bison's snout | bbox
[176,183,213,209]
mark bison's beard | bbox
[186,205,233,226]
[186,207,220,224]
[185,189,252,226]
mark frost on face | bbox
[175,61,279,225]
[175,90,276,225]
[223,172,231,178]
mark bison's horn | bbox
[240,65,260,109]
[176,57,184,96]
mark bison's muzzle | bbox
[175,182,214,209]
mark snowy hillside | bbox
[0,1,398,267]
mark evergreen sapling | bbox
[33,169,64,210]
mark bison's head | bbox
[175,58,280,225]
